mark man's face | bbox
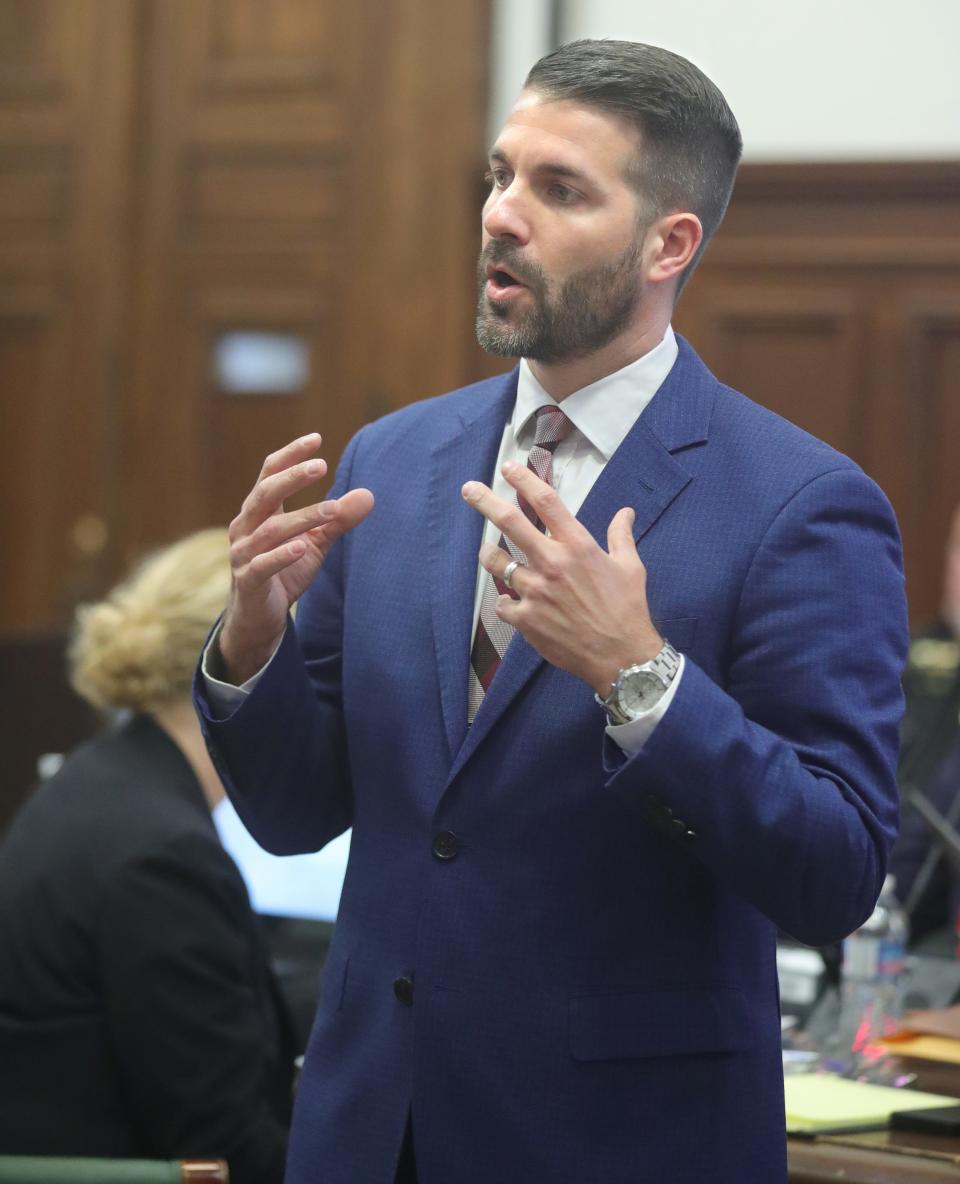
[476,92,651,364]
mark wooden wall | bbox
[0,0,490,824]
[0,1,136,634]
[0,0,490,640]
[2,8,955,639]
[676,161,960,627]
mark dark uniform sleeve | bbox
[98,830,291,1184]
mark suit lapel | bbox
[426,371,518,760]
[447,338,717,783]
[580,335,716,550]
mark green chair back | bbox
[0,1159,225,1184]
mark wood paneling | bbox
[691,288,865,463]
[0,0,489,827]
[0,0,489,635]
[0,284,65,629]
[0,0,135,634]
[184,152,343,230]
[676,162,960,625]
[901,299,960,621]
[4,5,954,641]
[188,286,336,529]
[120,0,488,554]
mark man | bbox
[196,41,907,1184]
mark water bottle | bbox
[834,875,909,1075]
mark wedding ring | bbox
[502,559,522,590]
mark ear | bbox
[645,212,703,286]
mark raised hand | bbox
[219,433,374,684]
[462,460,661,695]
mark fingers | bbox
[230,431,375,588]
[240,487,375,572]
[606,506,638,558]
[257,433,323,483]
[233,431,328,546]
[479,544,528,600]
[239,534,314,586]
[499,461,586,541]
[313,487,376,541]
[235,497,337,568]
[235,456,329,539]
[462,479,547,562]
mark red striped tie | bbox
[468,405,573,721]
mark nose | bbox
[482,183,531,246]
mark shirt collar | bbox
[513,326,678,459]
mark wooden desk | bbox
[788,1058,960,1181]
[790,1131,960,1181]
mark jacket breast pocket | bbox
[569,984,753,1062]
[652,616,698,653]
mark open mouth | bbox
[485,262,527,296]
[492,268,521,288]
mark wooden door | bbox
[0,0,489,823]
[0,0,135,633]
[120,0,489,554]
[0,0,490,634]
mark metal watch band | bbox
[596,641,681,725]
[647,641,681,687]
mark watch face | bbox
[619,670,664,715]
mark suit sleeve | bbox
[99,832,290,1184]
[606,465,908,946]
[194,430,365,855]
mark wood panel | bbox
[120,0,489,555]
[187,285,336,530]
[0,0,489,634]
[677,162,960,626]
[0,283,66,629]
[0,0,489,829]
[692,288,865,464]
[0,0,135,634]
[901,299,960,621]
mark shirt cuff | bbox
[604,654,685,757]
[200,621,286,718]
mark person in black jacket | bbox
[0,530,297,1183]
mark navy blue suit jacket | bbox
[197,339,908,1183]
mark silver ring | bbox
[502,559,523,590]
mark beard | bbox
[475,237,644,364]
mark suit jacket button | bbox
[641,794,676,835]
[393,975,414,1005]
[432,830,459,860]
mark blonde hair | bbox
[69,529,231,713]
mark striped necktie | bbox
[468,405,573,721]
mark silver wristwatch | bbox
[597,641,681,725]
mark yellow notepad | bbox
[785,1073,956,1133]
[877,1035,960,1065]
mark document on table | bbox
[785,1073,956,1134]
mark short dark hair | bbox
[525,40,742,286]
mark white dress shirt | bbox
[204,327,684,751]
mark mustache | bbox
[477,243,545,291]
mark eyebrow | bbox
[488,146,592,186]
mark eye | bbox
[484,167,510,191]
[548,183,578,204]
